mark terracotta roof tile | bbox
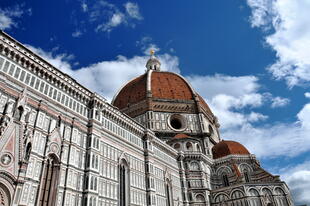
[151,72,194,100]
[212,140,250,159]
[174,133,190,139]
[113,74,147,109]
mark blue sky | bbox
[1,0,310,204]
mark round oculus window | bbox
[168,114,187,131]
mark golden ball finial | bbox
[150,49,155,55]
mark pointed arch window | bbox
[119,159,129,206]
[274,188,288,206]
[244,170,250,183]
[165,179,173,206]
[14,106,24,121]
[249,189,262,206]
[222,174,229,187]
[24,143,32,161]
[38,154,60,206]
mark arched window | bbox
[90,176,94,190]
[24,143,31,161]
[173,143,180,150]
[214,194,228,204]
[94,178,97,191]
[244,170,250,183]
[231,190,246,206]
[274,188,289,206]
[90,197,93,206]
[57,116,61,128]
[190,162,200,171]
[14,106,24,121]
[95,156,98,169]
[222,174,229,187]
[248,189,262,206]
[208,125,214,136]
[119,159,129,206]
[38,154,60,205]
[93,197,96,206]
[165,179,173,206]
[186,142,193,151]
[195,194,205,202]
[196,144,201,152]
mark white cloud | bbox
[82,1,143,33]
[25,45,179,102]
[281,161,310,205]
[124,2,142,20]
[186,74,260,100]
[96,12,125,32]
[271,96,290,108]
[247,0,310,87]
[0,4,30,30]
[25,45,73,72]
[81,2,88,12]
[247,0,274,28]
[187,73,310,160]
[135,36,160,55]
[72,30,83,38]
[65,54,179,101]
[305,92,310,99]
[222,103,310,159]
[187,74,267,129]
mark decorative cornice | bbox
[0,37,92,109]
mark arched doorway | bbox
[38,154,60,206]
[0,183,11,206]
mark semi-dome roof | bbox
[212,140,250,159]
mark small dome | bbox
[212,140,250,159]
[174,133,190,139]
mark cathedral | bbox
[0,30,293,206]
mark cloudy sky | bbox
[1,0,310,204]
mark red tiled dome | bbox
[112,71,214,117]
[151,72,193,100]
[113,71,195,108]
[112,74,147,109]
[212,140,250,159]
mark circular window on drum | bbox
[168,114,187,131]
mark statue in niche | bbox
[0,102,13,136]
[23,112,32,160]
[14,106,24,121]
[263,193,273,206]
